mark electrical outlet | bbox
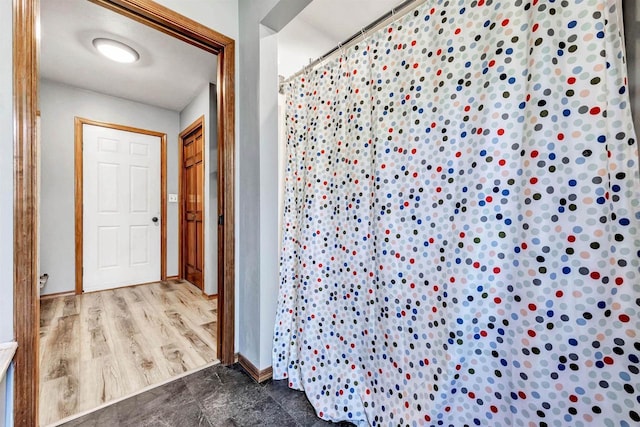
[168,194,178,203]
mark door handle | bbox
[152,217,159,223]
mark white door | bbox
[83,124,161,292]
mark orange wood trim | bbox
[197,115,205,293]
[13,0,40,424]
[74,117,84,296]
[217,39,236,366]
[206,293,218,300]
[89,0,233,54]
[179,116,205,292]
[179,114,205,139]
[74,117,168,293]
[238,354,273,383]
[39,291,75,300]
[177,123,183,282]
[161,133,167,281]
[75,117,167,138]
[165,275,179,280]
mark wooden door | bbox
[181,122,204,289]
[83,124,161,291]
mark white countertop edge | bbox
[0,342,18,381]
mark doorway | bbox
[179,117,205,291]
[13,1,236,425]
[75,119,168,294]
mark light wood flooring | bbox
[39,280,218,426]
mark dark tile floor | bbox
[61,364,357,427]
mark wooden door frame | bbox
[74,117,168,294]
[178,116,205,292]
[13,0,236,424]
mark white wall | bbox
[0,376,4,427]
[238,0,280,369]
[238,0,312,371]
[39,79,181,295]
[179,83,218,296]
[238,1,267,368]
[277,16,338,78]
[258,29,280,367]
[1,369,12,427]
[0,0,14,423]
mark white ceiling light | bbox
[92,38,139,63]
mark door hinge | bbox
[218,214,224,226]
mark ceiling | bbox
[40,0,217,112]
[297,0,405,43]
[277,0,406,77]
[40,0,406,110]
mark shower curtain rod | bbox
[282,0,428,85]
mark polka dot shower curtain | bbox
[273,0,640,426]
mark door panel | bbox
[97,226,119,268]
[83,124,161,292]
[97,162,119,212]
[181,124,204,290]
[130,165,149,213]
[130,225,150,265]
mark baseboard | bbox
[40,291,75,300]
[237,353,272,383]
[165,275,180,280]
[205,293,218,300]
[81,280,163,295]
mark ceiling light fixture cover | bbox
[92,38,140,63]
